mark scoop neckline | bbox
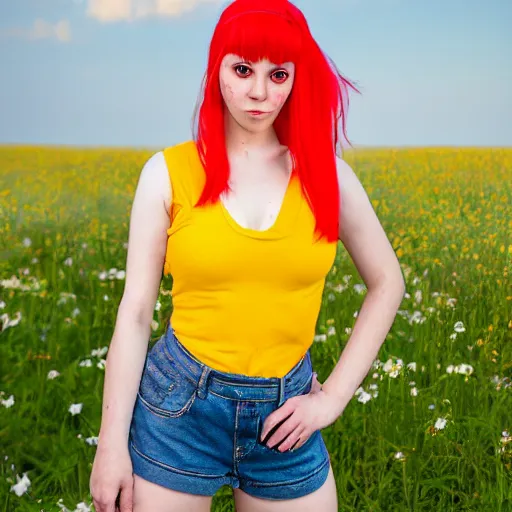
[219,167,298,240]
[188,140,301,241]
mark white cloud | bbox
[86,0,223,22]
[0,19,71,42]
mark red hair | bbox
[191,0,361,242]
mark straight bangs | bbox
[218,12,303,69]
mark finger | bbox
[93,498,115,512]
[260,400,297,442]
[120,479,134,512]
[105,497,116,512]
[92,498,106,512]
[261,410,294,446]
[290,437,301,451]
[290,431,310,451]
[265,413,302,450]
[279,424,306,452]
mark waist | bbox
[162,323,313,404]
[168,287,324,377]
[168,315,317,378]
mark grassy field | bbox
[0,145,511,511]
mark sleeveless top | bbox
[163,140,337,378]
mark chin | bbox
[238,120,273,133]
[231,110,277,133]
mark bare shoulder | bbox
[335,155,374,232]
[335,156,364,194]
[119,150,172,324]
[335,156,405,289]
[335,155,377,242]
[139,150,172,214]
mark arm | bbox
[320,156,406,411]
[97,150,172,448]
[259,157,407,451]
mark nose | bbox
[248,75,267,101]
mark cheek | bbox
[271,91,288,108]
[225,83,235,102]
[220,79,235,102]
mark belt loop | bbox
[196,366,211,400]
[277,376,286,407]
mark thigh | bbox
[233,463,337,512]
[133,474,213,512]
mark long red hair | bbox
[191,0,360,243]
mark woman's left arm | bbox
[260,157,406,451]
[319,157,406,416]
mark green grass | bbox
[0,146,511,511]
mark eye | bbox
[234,65,251,77]
[272,70,289,83]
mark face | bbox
[219,53,295,133]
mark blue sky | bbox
[0,0,510,148]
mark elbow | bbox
[117,297,155,329]
[372,275,406,296]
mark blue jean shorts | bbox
[128,323,331,500]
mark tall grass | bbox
[1,146,511,511]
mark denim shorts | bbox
[128,323,331,500]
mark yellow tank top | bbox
[163,140,337,378]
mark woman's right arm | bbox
[90,150,172,512]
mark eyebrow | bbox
[234,59,288,71]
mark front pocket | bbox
[138,336,198,417]
[256,372,316,454]
[257,414,318,454]
[137,388,197,418]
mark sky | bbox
[0,0,510,148]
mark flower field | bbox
[1,145,511,511]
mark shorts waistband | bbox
[162,323,313,406]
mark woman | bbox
[90,0,406,510]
